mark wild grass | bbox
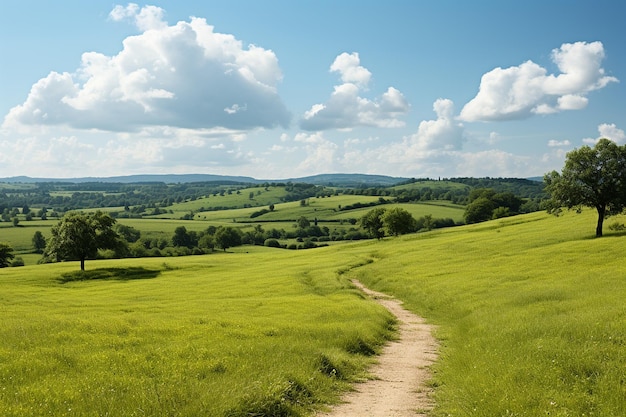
[2,205,624,416]
[351,209,626,416]
[0,249,395,416]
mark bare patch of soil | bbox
[316,280,439,417]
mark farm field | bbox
[1,198,466,265]
[1,208,625,415]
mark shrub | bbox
[264,239,281,248]
[10,257,24,267]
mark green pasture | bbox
[390,179,470,192]
[0,249,394,417]
[352,209,626,416]
[195,197,464,224]
[167,186,288,213]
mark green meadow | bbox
[353,209,626,416]
[1,208,625,415]
[0,248,394,416]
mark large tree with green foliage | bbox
[360,207,387,239]
[382,207,416,236]
[0,243,15,268]
[44,211,121,270]
[544,138,626,237]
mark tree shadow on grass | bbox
[58,267,161,284]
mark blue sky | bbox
[1,1,624,179]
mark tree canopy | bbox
[360,207,387,239]
[44,211,122,270]
[0,243,15,268]
[544,138,626,237]
[32,231,46,254]
[214,226,242,251]
[382,207,416,236]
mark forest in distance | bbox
[0,175,546,216]
[0,175,547,268]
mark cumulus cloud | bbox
[330,52,372,87]
[3,4,290,132]
[300,52,409,131]
[109,3,167,31]
[293,132,340,173]
[331,98,465,175]
[404,98,465,151]
[460,41,618,122]
[583,123,626,145]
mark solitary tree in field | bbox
[0,243,15,268]
[44,211,121,270]
[360,207,387,239]
[544,138,626,237]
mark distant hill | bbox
[0,173,410,187]
[0,174,258,184]
[283,173,410,187]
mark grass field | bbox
[0,247,394,416]
[352,209,626,416]
[2,208,625,416]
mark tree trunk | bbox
[596,205,606,237]
[80,258,85,271]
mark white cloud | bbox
[331,99,465,176]
[300,53,409,131]
[583,123,626,145]
[109,3,167,32]
[293,132,339,173]
[330,52,372,88]
[460,41,618,122]
[3,6,290,132]
[547,139,571,147]
[406,99,464,151]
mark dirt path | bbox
[316,280,439,417]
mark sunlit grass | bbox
[352,209,626,416]
[2,206,625,416]
[0,249,394,416]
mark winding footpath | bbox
[316,280,439,417]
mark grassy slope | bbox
[2,207,624,416]
[0,247,394,416]
[351,209,626,416]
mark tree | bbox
[115,224,141,243]
[0,243,15,268]
[360,207,387,239]
[544,138,626,237]
[44,211,121,270]
[214,226,242,251]
[172,226,192,248]
[32,231,47,254]
[382,207,416,236]
[297,216,310,229]
[464,197,496,224]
